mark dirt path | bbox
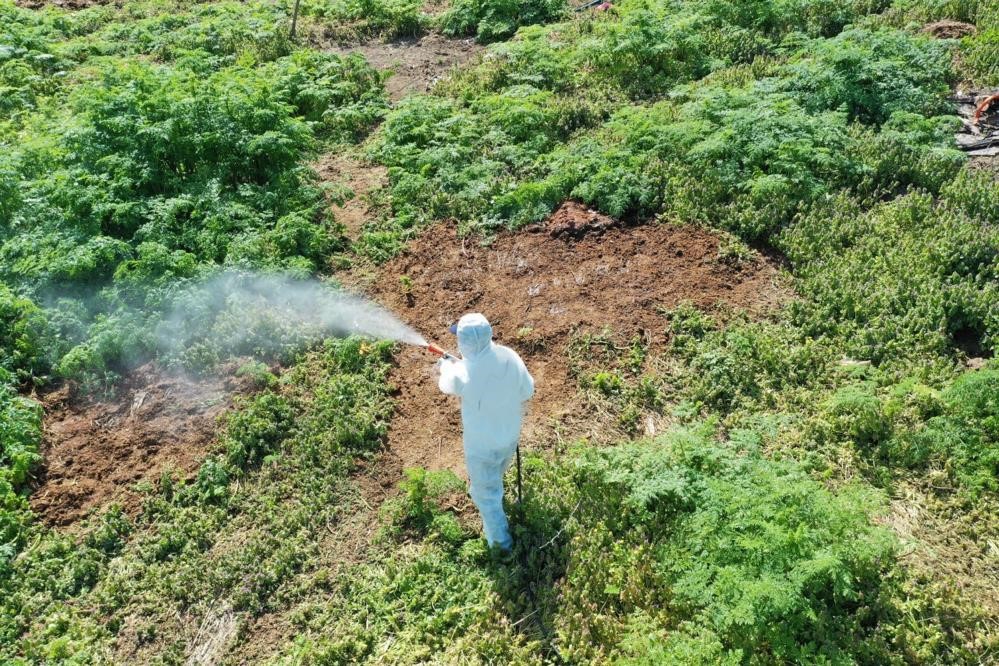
[315,153,388,241]
[353,203,790,487]
[316,34,483,241]
[329,34,482,102]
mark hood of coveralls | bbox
[454,313,493,360]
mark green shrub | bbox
[235,360,278,388]
[268,50,387,141]
[0,3,70,120]
[299,0,424,42]
[389,468,468,544]
[819,384,891,447]
[559,425,899,662]
[0,369,42,491]
[782,190,998,364]
[223,392,296,473]
[781,28,953,124]
[962,27,999,83]
[440,0,567,43]
[672,318,832,411]
[885,367,999,494]
[0,285,46,382]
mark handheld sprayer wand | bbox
[424,342,457,362]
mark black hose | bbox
[516,444,523,510]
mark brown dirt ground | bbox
[315,152,388,240]
[328,34,483,101]
[30,364,246,527]
[969,156,999,179]
[352,202,789,488]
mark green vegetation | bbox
[295,0,569,43]
[441,0,568,42]
[1,0,388,392]
[1,0,998,662]
[0,338,395,661]
[298,0,425,42]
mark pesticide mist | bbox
[157,272,426,367]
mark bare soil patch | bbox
[355,203,789,482]
[30,364,245,527]
[315,153,388,240]
[329,34,483,101]
[923,20,977,39]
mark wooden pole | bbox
[290,0,302,40]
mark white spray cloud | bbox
[156,271,427,361]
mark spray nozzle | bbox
[426,343,457,361]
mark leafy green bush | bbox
[0,284,46,382]
[0,370,42,491]
[440,0,567,43]
[779,28,953,124]
[235,360,278,388]
[268,50,387,141]
[885,367,999,494]
[558,425,899,662]
[1,14,386,383]
[782,189,998,364]
[0,3,70,121]
[388,468,468,544]
[300,0,424,41]
[223,392,296,473]
[671,316,833,411]
[886,0,986,24]
[962,27,999,83]
[817,383,892,447]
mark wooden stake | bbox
[290,0,302,40]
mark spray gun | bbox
[425,343,458,362]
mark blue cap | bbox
[448,323,458,334]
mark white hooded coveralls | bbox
[438,313,534,550]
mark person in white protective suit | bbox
[437,313,534,551]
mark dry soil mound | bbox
[923,20,977,39]
[359,203,789,483]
